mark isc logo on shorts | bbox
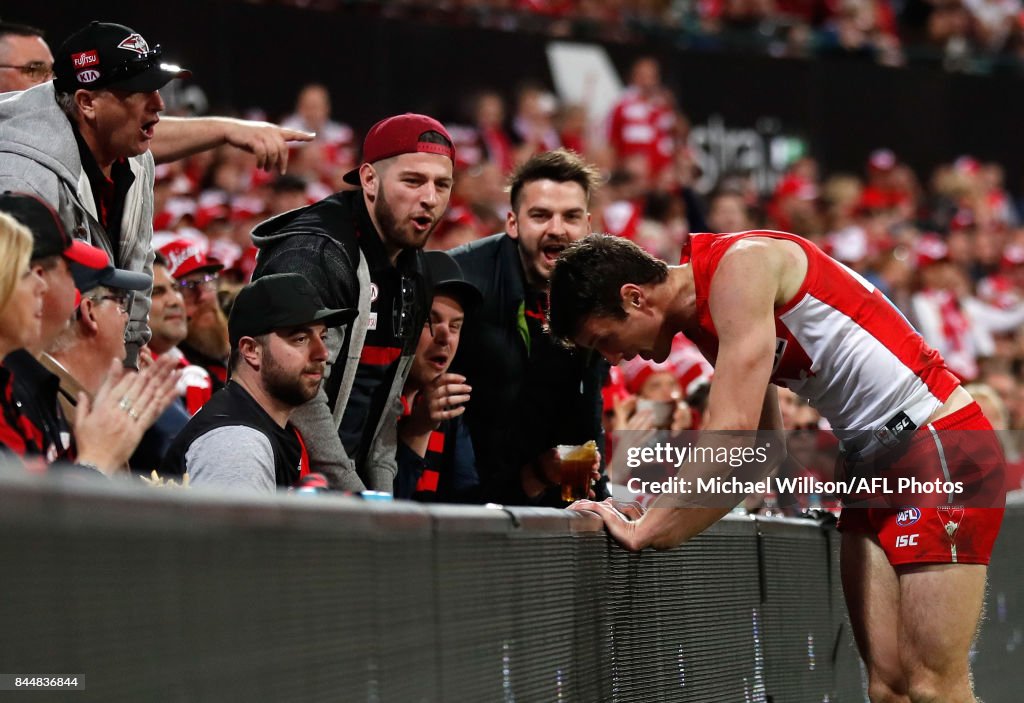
[896,508,921,526]
[896,534,919,548]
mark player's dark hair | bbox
[548,234,668,346]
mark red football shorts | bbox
[837,402,1005,566]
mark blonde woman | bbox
[0,212,46,355]
[0,211,48,458]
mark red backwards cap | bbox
[342,113,454,185]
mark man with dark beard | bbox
[159,239,230,392]
[251,113,455,493]
[162,274,355,492]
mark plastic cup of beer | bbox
[557,440,597,502]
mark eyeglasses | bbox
[0,61,53,82]
[89,291,133,315]
[392,276,417,341]
[175,273,218,302]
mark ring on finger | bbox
[118,396,132,411]
[127,407,139,420]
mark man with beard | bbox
[162,274,356,492]
[449,149,608,506]
[159,239,230,392]
[252,113,454,492]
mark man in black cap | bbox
[0,19,312,176]
[395,251,481,501]
[0,20,312,368]
[0,191,147,462]
[162,273,356,492]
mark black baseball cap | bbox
[229,273,358,347]
[424,251,481,310]
[53,21,190,94]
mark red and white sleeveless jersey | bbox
[686,231,960,434]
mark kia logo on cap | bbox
[77,69,101,84]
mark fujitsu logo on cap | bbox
[72,50,99,68]
[77,69,101,84]
[117,33,150,55]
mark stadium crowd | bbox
[315,0,1024,71]
[0,18,1022,506]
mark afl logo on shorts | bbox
[896,508,921,527]
[369,283,379,303]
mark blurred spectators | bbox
[0,23,53,93]
[159,239,231,393]
[511,83,563,156]
[605,57,678,184]
[282,83,355,148]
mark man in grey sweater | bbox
[0,21,313,366]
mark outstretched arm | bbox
[151,116,315,171]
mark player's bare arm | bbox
[586,240,799,551]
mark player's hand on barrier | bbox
[223,119,315,173]
[604,497,646,520]
[74,356,182,475]
[568,498,645,551]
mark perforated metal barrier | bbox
[0,471,1019,702]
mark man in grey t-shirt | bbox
[161,274,356,491]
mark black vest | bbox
[161,382,303,487]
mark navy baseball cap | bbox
[53,21,190,94]
[71,263,152,295]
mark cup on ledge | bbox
[557,440,597,503]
